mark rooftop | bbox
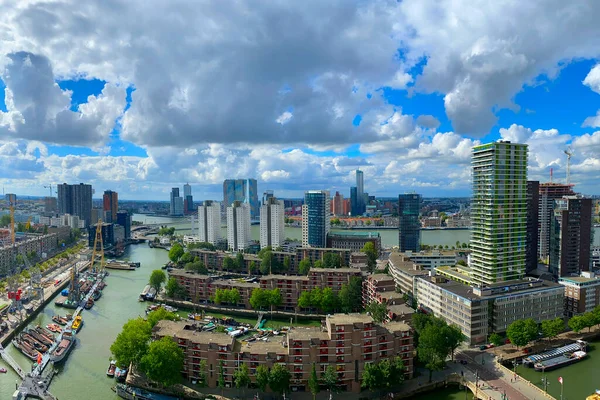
[288,327,330,341]
[212,279,259,288]
[327,313,374,325]
[368,274,394,283]
[153,320,234,346]
[559,276,600,284]
[239,339,286,354]
[381,321,411,333]
[168,269,211,279]
[387,304,415,316]
[311,268,362,274]
[388,253,429,276]
[328,231,381,238]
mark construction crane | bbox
[43,184,55,197]
[564,147,573,185]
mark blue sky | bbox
[1,1,600,200]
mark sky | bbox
[0,1,600,201]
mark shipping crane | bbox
[564,147,573,185]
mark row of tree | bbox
[568,305,600,333]
[361,357,405,393]
[213,288,241,305]
[249,288,282,312]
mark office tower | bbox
[332,191,344,216]
[44,197,57,213]
[471,141,528,286]
[198,201,222,245]
[227,201,251,251]
[170,188,184,216]
[116,210,132,239]
[398,194,421,252]
[57,183,93,226]
[350,187,359,216]
[549,196,592,277]
[538,183,575,263]
[91,208,101,225]
[102,190,118,223]
[526,181,540,273]
[183,183,194,214]
[302,190,330,248]
[223,179,259,220]
[260,197,285,249]
[262,190,274,205]
[356,169,364,214]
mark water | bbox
[411,386,473,399]
[0,244,169,400]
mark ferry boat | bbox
[107,360,116,377]
[524,340,587,367]
[49,329,76,364]
[534,350,587,371]
[71,316,83,332]
[114,384,178,400]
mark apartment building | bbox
[0,233,62,276]
[387,252,429,300]
[297,247,351,267]
[153,314,414,393]
[559,272,600,318]
[198,201,222,245]
[402,250,458,270]
[260,197,285,249]
[227,201,252,252]
[326,232,381,254]
[362,274,397,306]
[169,270,257,307]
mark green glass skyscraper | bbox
[471,141,528,286]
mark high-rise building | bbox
[170,188,184,216]
[350,187,359,216]
[223,179,259,220]
[227,201,251,251]
[332,191,344,216]
[526,181,540,273]
[301,190,330,248]
[183,183,194,214]
[116,210,132,239]
[549,195,592,277]
[356,169,364,214]
[44,197,57,213]
[260,197,285,249]
[538,183,575,263]
[471,141,527,286]
[57,183,93,227]
[198,201,222,245]
[262,190,274,205]
[102,190,118,223]
[398,194,421,253]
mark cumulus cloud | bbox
[582,110,600,128]
[583,64,600,94]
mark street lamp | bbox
[475,371,479,399]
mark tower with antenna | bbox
[564,147,573,185]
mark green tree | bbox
[249,261,257,274]
[442,324,464,361]
[223,256,235,271]
[236,252,245,271]
[541,318,564,340]
[268,288,282,317]
[366,301,388,323]
[568,315,587,333]
[147,308,179,328]
[198,359,208,387]
[298,291,312,309]
[165,277,182,299]
[269,363,291,397]
[323,253,342,269]
[180,251,194,264]
[298,259,311,275]
[256,365,270,392]
[168,243,184,262]
[234,362,251,398]
[362,242,378,273]
[320,287,337,313]
[110,318,151,368]
[338,276,363,313]
[218,360,226,395]
[582,312,598,332]
[249,288,269,310]
[313,260,324,269]
[229,288,241,305]
[283,256,291,271]
[489,333,504,347]
[140,336,184,387]
[149,269,167,294]
[361,362,383,391]
[417,324,447,382]
[322,365,338,395]
[308,363,320,400]
[506,319,538,349]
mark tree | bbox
[323,253,341,269]
[568,315,587,333]
[541,318,564,340]
[456,259,468,267]
[236,252,245,271]
[582,312,597,332]
[149,269,167,294]
[110,318,151,368]
[218,360,226,395]
[361,362,383,391]
[165,277,182,299]
[298,291,312,309]
[198,359,208,387]
[506,319,538,349]
[322,365,338,394]
[313,260,324,269]
[298,259,312,275]
[489,333,504,347]
[417,324,447,382]
[180,251,194,264]
[283,256,291,271]
[168,243,184,262]
[256,365,270,392]
[234,362,251,398]
[223,256,235,271]
[250,288,269,310]
[147,308,178,328]
[229,288,241,305]
[442,324,464,361]
[140,336,184,387]
[269,288,282,317]
[362,241,378,273]
[249,261,257,274]
[308,363,320,400]
[320,287,337,313]
[366,301,388,323]
[338,276,363,313]
[269,363,291,397]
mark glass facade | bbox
[223,179,259,220]
[398,194,421,252]
[304,191,329,248]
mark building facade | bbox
[559,272,600,318]
[332,191,344,216]
[116,210,131,239]
[198,201,222,245]
[87,223,115,247]
[471,141,527,286]
[0,233,64,276]
[57,183,93,227]
[356,169,365,215]
[302,190,330,248]
[170,187,184,216]
[398,194,421,252]
[260,197,285,249]
[538,183,575,262]
[102,190,118,223]
[223,179,259,220]
[227,201,251,252]
[326,231,381,254]
[526,181,540,273]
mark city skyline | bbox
[1,2,600,200]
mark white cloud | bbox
[583,64,600,94]
[582,110,600,128]
[275,111,293,125]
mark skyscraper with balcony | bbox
[302,190,330,248]
[471,141,528,286]
[57,183,93,226]
[198,201,222,245]
[227,201,251,251]
[398,194,421,252]
[102,190,118,223]
[260,197,285,249]
[223,179,259,220]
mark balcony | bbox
[319,349,328,355]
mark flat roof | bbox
[380,321,411,333]
[327,313,373,325]
[311,268,361,274]
[239,339,286,354]
[559,276,600,284]
[387,304,415,315]
[288,327,329,341]
[388,253,429,276]
[154,320,234,346]
[328,231,380,238]
[169,269,211,279]
[212,279,259,288]
[368,274,394,282]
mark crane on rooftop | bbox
[564,147,573,185]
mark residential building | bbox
[44,197,57,213]
[422,217,441,228]
[198,201,222,245]
[326,231,381,254]
[362,274,399,307]
[526,181,540,273]
[471,141,527,286]
[260,197,285,249]
[170,188,184,216]
[0,233,64,276]
[549,195,593,277]
[88,222,115,248]
[398,194,421,252]
[559,271,600,317]
[116,210,131,239]
[387,252,429,300]
[223,179,259,220]
[227,201,251,252]
[297,247,350,267]
[102,190,118,223]
[402,250,458,270]
[539,182,575,262]
[301,190,330,248]
[446,214,471,228]
[57,183,93,226]
[153,314,414,393]
[332,191,344,216]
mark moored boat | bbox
[85,298,94,310]
[114,383,178,400]
[46,323,62,333]
[107,360,116,377]
[115,366,128,382]
[49,329,76,364]
[93,290,102,301]
[72,315,83,332]
[12,339,39,361]
[534,350,587,371]
[52,315,68,326]
[524,340,587,367]
[0,367,7,373]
